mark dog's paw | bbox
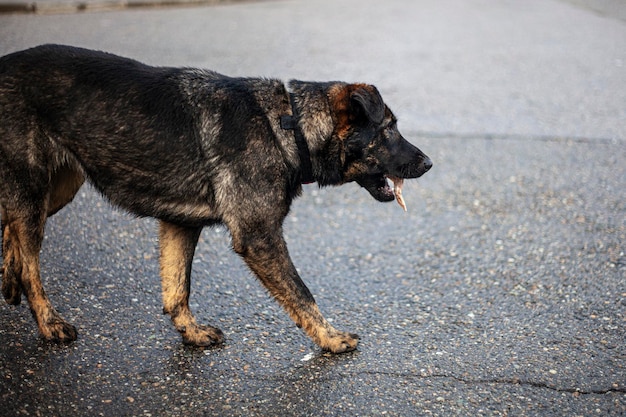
[319,329,360,353]
[41,319,78,343]
[180,324,224,347]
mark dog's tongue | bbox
[387,176,407,212]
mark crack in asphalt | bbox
[279,363,624,397]
[356,370,626,396]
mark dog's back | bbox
[0,45,294,224]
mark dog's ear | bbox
[351,85,385,125]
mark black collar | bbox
[280,93,315,184]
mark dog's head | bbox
[322,83,432,204]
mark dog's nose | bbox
[422,157,433,172]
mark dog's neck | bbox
[280,93,315,184]
[284,81,340,186]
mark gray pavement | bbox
[1,0,625,416]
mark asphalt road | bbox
[1,0,625,416]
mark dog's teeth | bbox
[388,176,407,212]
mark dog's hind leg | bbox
[1,162,81,339]
[6,206,77,342]
[231,226,360,354]
[158,221,224,347]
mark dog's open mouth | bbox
[357,174,407,211]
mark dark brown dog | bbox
[0,44,431,353]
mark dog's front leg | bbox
[158,221,223,346]
[232,228,359,353]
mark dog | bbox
[0,44,431,353]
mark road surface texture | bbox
[0,0,624,415]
